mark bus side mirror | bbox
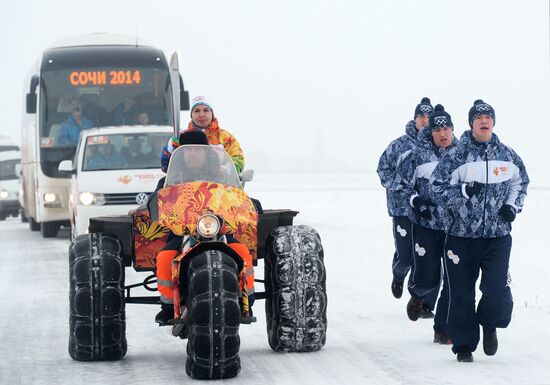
[26,93,37,114]
[179,75,189,111]
[26,75,39,114]
[58,160,75,175]
[180,90,189,111]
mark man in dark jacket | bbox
[377,97,436,317]
[430,100,529,362]
[394,104,457,344]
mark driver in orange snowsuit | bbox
[154,130,255,325]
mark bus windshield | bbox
[39,65,173,177]
[82,132,170,171]
[0,159,19,181]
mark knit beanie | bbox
[190,95,214,117]
[429,104,453,130]
[414,97,433,118]
[179,130,209,146]
[468,99,495,128]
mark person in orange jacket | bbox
[154,130,255,325]
[160,95,245,174]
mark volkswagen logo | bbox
[136,192,148,205]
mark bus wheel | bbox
[29,217,40,231]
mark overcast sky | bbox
[1,0,548,173]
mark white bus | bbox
[21,33,188,237]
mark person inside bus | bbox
[58,103,94,145]
[86,142,126,170]
[57,92,79,113]
[137,111,150,125]
[112,96,139,126]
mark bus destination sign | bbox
[69,70,142,86]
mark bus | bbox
[21,33,189,237]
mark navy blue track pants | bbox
[408,224,448,332]
[443,234,513,353]
[391,216,413,283]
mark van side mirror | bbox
[58,160,75,175]
[15,163,22,176]
[26,75,39,114]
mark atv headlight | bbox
[197,214,220,238]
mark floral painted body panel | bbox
[158,181,258,260]
[133,207,170,270]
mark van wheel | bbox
[41,222,59,238]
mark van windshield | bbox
[82,132,170,171]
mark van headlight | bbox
[0,190,8,199]
[79,192,106,206]
[197,214,220,238]
[43,193,58,202]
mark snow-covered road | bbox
[1,173,549,385]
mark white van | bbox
[0,150,21,220]
[59,125,172,238]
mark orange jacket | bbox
[183,118,245,173]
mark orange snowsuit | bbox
[156,241,255,304]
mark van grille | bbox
[103,192,151,205]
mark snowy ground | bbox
[1,172,549,385]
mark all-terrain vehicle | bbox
[67,143,327,379]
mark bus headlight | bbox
[79,192,106,206]
[43,193,58,202]
[197,214,220,238]
[0,190,8,199]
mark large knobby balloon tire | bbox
[265,225,327,352]
[185,250,241,379]
[68,233,127,361]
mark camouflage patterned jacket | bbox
[377,120,418,217]
[429,130,529,238]
[393,126,457,231]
